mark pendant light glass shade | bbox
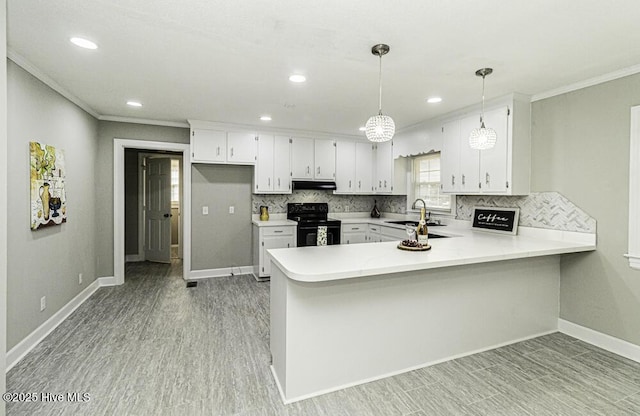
[366,112,395,143]
[366,44,394,143]
[469,68,496,150]
[469,120,497,150]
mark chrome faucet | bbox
[411,198,426,211]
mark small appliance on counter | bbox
[287,203,341,246]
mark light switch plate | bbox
[229,206,235,214]
[202,206,209,215]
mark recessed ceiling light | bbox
[260,115,272,121]
[426,97,442,104]
[359,126,366,131]
[289,74,306,83]
[126,101,142,107]
[70,37,98,50]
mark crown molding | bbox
[532,63,640,102]
[187,119,363,141]
[7,48,100,119]
[98,115,189,128]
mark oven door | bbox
[297,224,341,247]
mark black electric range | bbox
[287,203,341,246]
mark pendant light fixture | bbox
[365,44,395,143]
[469,68,497,150]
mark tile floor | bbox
[6,260,640,415]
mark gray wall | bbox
[95,121,189,277]
[191,164,253,270]
[531,73,640,346]
[7,61,99,349]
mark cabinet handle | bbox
[307,166,310,175]
[317,166,321,175]
[230,147,234,157]
[216,146,220,156]
[462,174,466,186]
[352,227,360,230]
[384,180,387,188]
[268,178,271,186]
[379,180,382,187]
[451,175,455,186]
[287,243,290,248]
[278,178,281,187]
[486,172,490,185]
[274,230,283,233]
[349,180,352,189]
[359,180,362,189]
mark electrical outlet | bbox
[40,296,46,312]
[229,206,235,214]
[202,206,208,215]
[78,273,83,285]
[345,205,350,212]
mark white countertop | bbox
[268,221,596,282]
[252,219,298,227]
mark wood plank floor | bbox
[7,260,640,415]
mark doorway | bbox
[125,151,183,264]
[114,139,191,285]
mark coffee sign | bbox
[472,207,519,235]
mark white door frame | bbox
[114,139,191,285]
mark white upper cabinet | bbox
[291,137,336,180]
[335,141,373,194]
[314,139,336,180]
[291,137,314,179]
[254,135,291,194]
[440,95,531,195]
[335,141,356,193]
[191,129,227,163]
[355,142,374,193]
[190,127,256,165]
[374,141,394,193]
[227,132,258,164]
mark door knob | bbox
[164,213,171,218]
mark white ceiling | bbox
[7,0,640,136]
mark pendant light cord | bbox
[378,54,383,115]
[480,74,486,126]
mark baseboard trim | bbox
[558,319,640,363]
[6,279,101,372]
[188,266,255,280]
[98,276,118,286]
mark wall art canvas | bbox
[30,141,67,230]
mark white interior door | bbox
[145,157,172,263]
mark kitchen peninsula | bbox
[268,223,596,403]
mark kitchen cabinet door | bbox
[227,132,257,164]
[458,115,481,193]
[261,235,294,276]
[314,139,336,180]
[191,129,226,163]
[440,119,460,193]
[255,134,275,192]
[273,136,292,192]
[479,106,509,193]
[335,141,356,193]
[291,137,314,179]
[355,142,373,193]
[375,141,394,193]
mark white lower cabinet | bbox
[367,224,382,243]
[379,225,407,242]
[341,223,368,244]
[253,224,296,279]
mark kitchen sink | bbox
[385,220,444,227]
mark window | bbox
[411,153,451,211]
[171,159,180,203]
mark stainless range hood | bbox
[292,181,337,191]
